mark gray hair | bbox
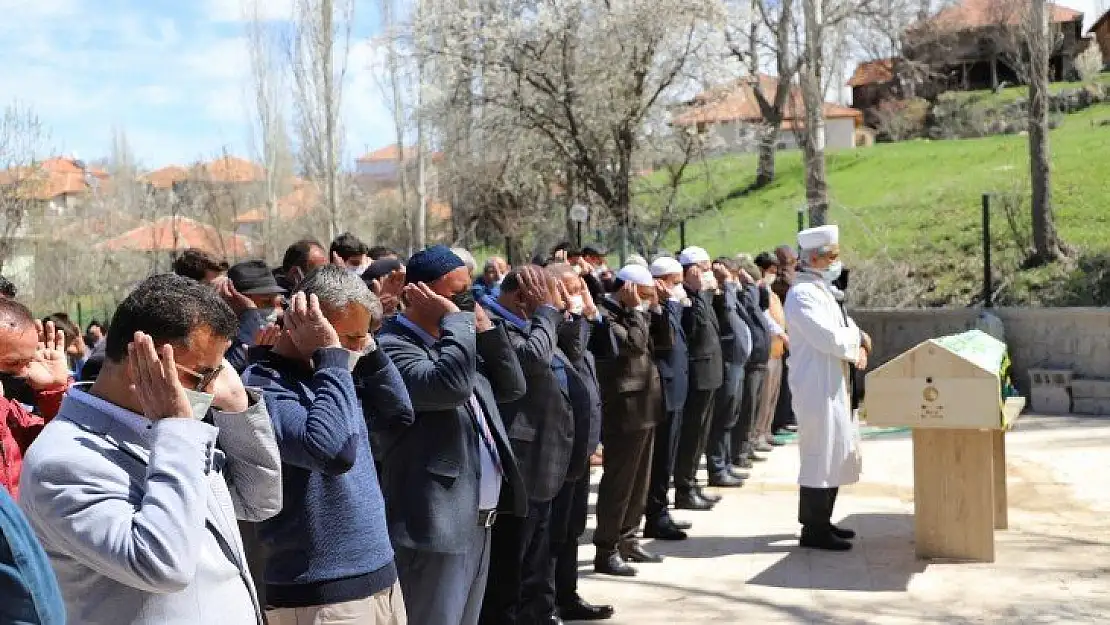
[452,247,477,274]
[296,264,383,321]
[799,245,835,267]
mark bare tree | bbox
[1026,0,1066,263]
[724,0,801,187]
[290,0,354,242]
[0,103,48,275]
[246,0,296,261]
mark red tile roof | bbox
[356,144,446,164]
[672,74,862,127]
[0,157,105,201]
[925,0,1082,31]
[97,216,251,257]
[144,165,190,190]
[848,59,896,87]
[234,184,320,224]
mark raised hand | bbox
[580,278,598,318]
[253,323,282,347]
[25,320,70,391]
[618,281,642,310]
[552,277,571,312]
[519,266,553,312]
[403,282,459,321]
[214,275,257,315]
[377,268,406,316]
[128,332,192,420]
[208,358,249,413]
[474,302,493,332]
[653,279,670,305]
[684,265,703,291]
[283,292,341,354]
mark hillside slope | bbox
[665,104,1110,307]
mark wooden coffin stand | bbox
[864,334,1025,563]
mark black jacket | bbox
[556,314,614,483]
[654,299,690,412]
[735,283,771,368]
[682,287,724,391]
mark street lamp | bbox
[797,204,806,233]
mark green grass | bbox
[941,74,1110,111]
[651,102,1110,306]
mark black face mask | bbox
[452,289,476,312]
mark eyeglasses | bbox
[175,362,224,392]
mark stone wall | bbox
[851,308,1110,394]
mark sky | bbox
[0,0,1103,170]
[0,0,393,169]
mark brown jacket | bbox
[766,287,787,360]
[595,299,673,432]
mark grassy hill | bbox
[655,102,1110,307]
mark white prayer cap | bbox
[650,257,683,277]
[797,225,839,251]
[617,264,655,287]
[627,253,649,267]
[678,246,710,266]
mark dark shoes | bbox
[674,491,715,511]
[695,487,722,504]
[727,466,750,480]
[594,550,637,576]
[672,519,693,530]
[830,524,856,539]
[731,456,754,470]
[708,471,745,487]
[620,541,663,563]
[643,519,688,541]
[752,441,774,453]
[559,596,614,621]
[800,527,853,551]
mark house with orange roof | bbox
[848,0,1090,113]
[671,75,863,152]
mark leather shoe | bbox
[643,521,688,541]
[752,441,774,453]
[547,616,565,625]
[559,596,614,621]
[695,487,722,504]
[594,551,637,576]
[800,528,853,551]
[674,492,714,511]
[707,472,745,487]
[727,466,750,480]
[620,541,663,563]
[830,524,856,539]
[732,456,754,470]
[672,519,693,530]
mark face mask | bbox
[345,344,376,372]
[764,274,776,286]
[669,284,686,302]
[637,301,652,313]
[701,272,718,291]
[568,294,585,315]
[182,388,215,420]
[819,261,844,284]
[451,290,477,312]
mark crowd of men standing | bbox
[0,223,871,625]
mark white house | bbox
[672,74,863,153]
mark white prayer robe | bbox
[784,272,863,488]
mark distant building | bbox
[848,0,1091,114]
[672,74,863,152]
[1090,8,1110,70]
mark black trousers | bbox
[729,365,767,464]
[480,499,552,625]
[773,360,796,431]
[645,408,684,523]
[705,363,745,477]
[542,475,590,615]
[673,389,717,493]
[798,486,840,531]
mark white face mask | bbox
[637,301,652,313]
[764,274,777,286]
[345,343,377,372]
[819,261,844,284]
[347,263,370,277]
[182,388,215,420]
[669,284,686,302]
[701,271,718,292]
[568,294,585,315]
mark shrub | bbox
[873,97,929,141]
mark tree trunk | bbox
[800,0,829,227]
[755,123,778,187]
[414,51,428,251]
[1028,0,1065,263]
[322,0,339,242]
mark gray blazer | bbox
[376,313,528,554]
[19,389,282,625]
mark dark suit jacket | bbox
[595,299,672,432]
[557,314,614,483]
[486,304,575,504]
[737,284,771,367]
[682,287,724,391]
[713,283,752,367]
[376,312,529,554]
[654,300,690,413]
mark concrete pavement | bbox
[574,415,1110,624]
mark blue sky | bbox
[0,0,393,169]
[0,0,1102,170]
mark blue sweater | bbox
[243,346,413,607]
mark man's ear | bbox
[288,267,304,286]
